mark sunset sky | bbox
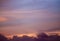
[0,0,60,38]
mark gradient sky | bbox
[0,0,60,36]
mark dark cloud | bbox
[47,27,60,32]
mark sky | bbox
[0,0,60,37]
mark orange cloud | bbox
[0,17,8,22]
[45,31,60,36]
[3,33,37,39]
[16,33,37,37]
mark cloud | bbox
[0,10,59,27]
[0,17,8,22]
[0,9,60,34]
[0,0,60,34]
[0,0,59,12]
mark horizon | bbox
[0,31,60,39]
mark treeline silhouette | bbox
[0,33,60,41]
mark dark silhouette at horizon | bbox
[0,34,8,41]
[0,33,60,41]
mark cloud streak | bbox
[0,0,60,35]
[0,10,59,33]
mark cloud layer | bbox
[0,0,60,35]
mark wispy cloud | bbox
[0,10,59,33]
[0,0,60,35]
